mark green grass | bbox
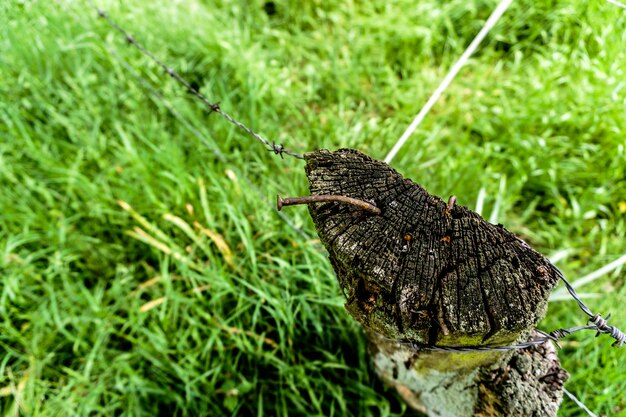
[1,0,625,415]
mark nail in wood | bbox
[276,194,381,215]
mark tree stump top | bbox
[305,149,560,346]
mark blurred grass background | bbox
[1,0,625,415]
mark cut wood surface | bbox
[304,149,567,416]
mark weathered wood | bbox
[303,148,567,416]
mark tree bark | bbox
[303,149,567,417]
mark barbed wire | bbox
[109,49,313,242]
[85,0,304,161]
[66,0,311,239]
[555,267,625,347]
[364,322,602,416]
[364,321,607,417]
[362,264,623,416]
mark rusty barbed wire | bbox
[85,0,304,160]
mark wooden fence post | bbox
[303,149,567,416]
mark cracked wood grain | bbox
[303,148,566,416]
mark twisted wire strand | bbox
[554,267,625,347]
[58,0,312,240]
[111,50,313,242]
[86,0,304,160]
[363,321,602,415]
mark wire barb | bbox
[87,0,304,160]
[589,313,626,347]
[554,266,625,348]
[268,142,286,159]
[78,15,313,241]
